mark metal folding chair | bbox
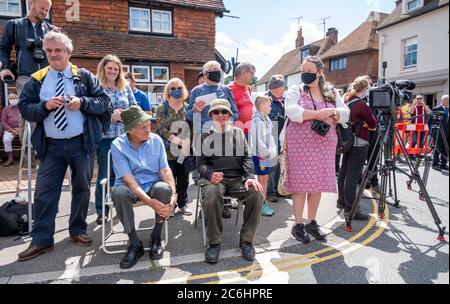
[194,179,242,247]
[101,150,169,254]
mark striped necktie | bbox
[54,72,68,131]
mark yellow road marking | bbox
[146,196,387,284]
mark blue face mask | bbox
[169,88,183,99]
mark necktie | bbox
[54,72,68,131]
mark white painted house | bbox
[377,0,449,107]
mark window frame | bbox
[402,0,424,14]
[151,9,172,34]
[0,0,22,17]
[151,66,170,83]
[132,65,151,83]
[129,6,151,32]
[329,56,347,72]
[301,48,310,61]
[403,37,418,68]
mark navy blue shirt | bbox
[133,89,151,112]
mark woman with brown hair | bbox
[337,76,376,222]
[285,56,350,243]
[94,54,137,225]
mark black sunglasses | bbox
[211,109,230,115]
[170,87,183,91]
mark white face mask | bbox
[9,99,19,106]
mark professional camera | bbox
[368,80,416,110]
[26,36,45,62]
[311,120,330,137]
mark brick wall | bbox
[325,51,380,88]
[184,69,200,91]
[173,7,216,49]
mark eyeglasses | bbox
[170,87,183,91]
[211,109,230,115]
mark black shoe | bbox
[432,164,441,171]
[205,244,220,264]
[305,221,326,241]
[291,224,310,244]
[96,214,108,225]
[353,212,370,221]
[441,164,449,171]
[266,195,279,203]
[120,242,144,269]
[222,206,231,219]
[149,237,163,260]
[240,242,256,261]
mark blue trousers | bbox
[32,135,94,246]
[95,138,116,215]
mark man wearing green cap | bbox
[198,99,264,264]
[110,106,176,269]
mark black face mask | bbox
[207,71,222,83]
[301,72,318,85]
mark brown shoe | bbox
[18,244,54,262]
[70,234,93,246]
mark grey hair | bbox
[43,31,73,52]
[234,62,255,77]
[203,61,221,74]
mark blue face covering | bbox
[169,89,183,99]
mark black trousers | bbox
[168,160,189,208]
[338,146,369,216]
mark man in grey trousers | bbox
[111,106,176,269]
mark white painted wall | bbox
[379,7,449,80]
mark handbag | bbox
[278,120,292,197]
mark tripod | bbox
[346,111,447,242]
[406,117,449,200]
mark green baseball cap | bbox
[121,106,152,131]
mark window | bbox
[403,37,418,68]
[129,7,151,32]
[329,57,347,71]
[132,65,150,82]
[151,66,169,83]
[152,10,172,34]
[129,7,172,34]
[402,0,423,13]
[0,0,21,17]
[301,49,310,61]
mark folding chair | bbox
[194,179,242,247]
[101,150,169,254]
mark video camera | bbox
[368,80,416,110]
[26,36,45,62]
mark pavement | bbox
[0,161,448,284]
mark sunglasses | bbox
[211,109,230,116]
[170,87,183,91]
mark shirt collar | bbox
[49,65,72,79]
[211,123,233,133]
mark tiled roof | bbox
[321,13,388,59]
[145,0,228,13]
[257,38,331,85]
[377,0,449,30]
[68,29,215,63]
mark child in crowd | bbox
[251,96,277,217]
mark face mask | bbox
[9,99,19,106]
[207,71,222,83]
[301,72,317,85]
[169,89,183,99]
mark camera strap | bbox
[306,87,329,111]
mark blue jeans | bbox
[32,135,94,246]
[95,138,116,216]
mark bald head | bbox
[29,0,52,23]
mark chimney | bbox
[296,27,305,49]
[326,27,338,44]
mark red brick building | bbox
[0,0,228,107]
[321,12,388,90]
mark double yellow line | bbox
[146,197,389,284]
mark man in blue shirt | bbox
[124,72,152,115]
[17,31,111,262]
[111,106,176,269]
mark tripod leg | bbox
[391,165,400,207]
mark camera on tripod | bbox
[368,80,416,110]
[26,36,45,62]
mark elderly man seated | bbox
[111,106,176,269]
[197,99,264,264]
